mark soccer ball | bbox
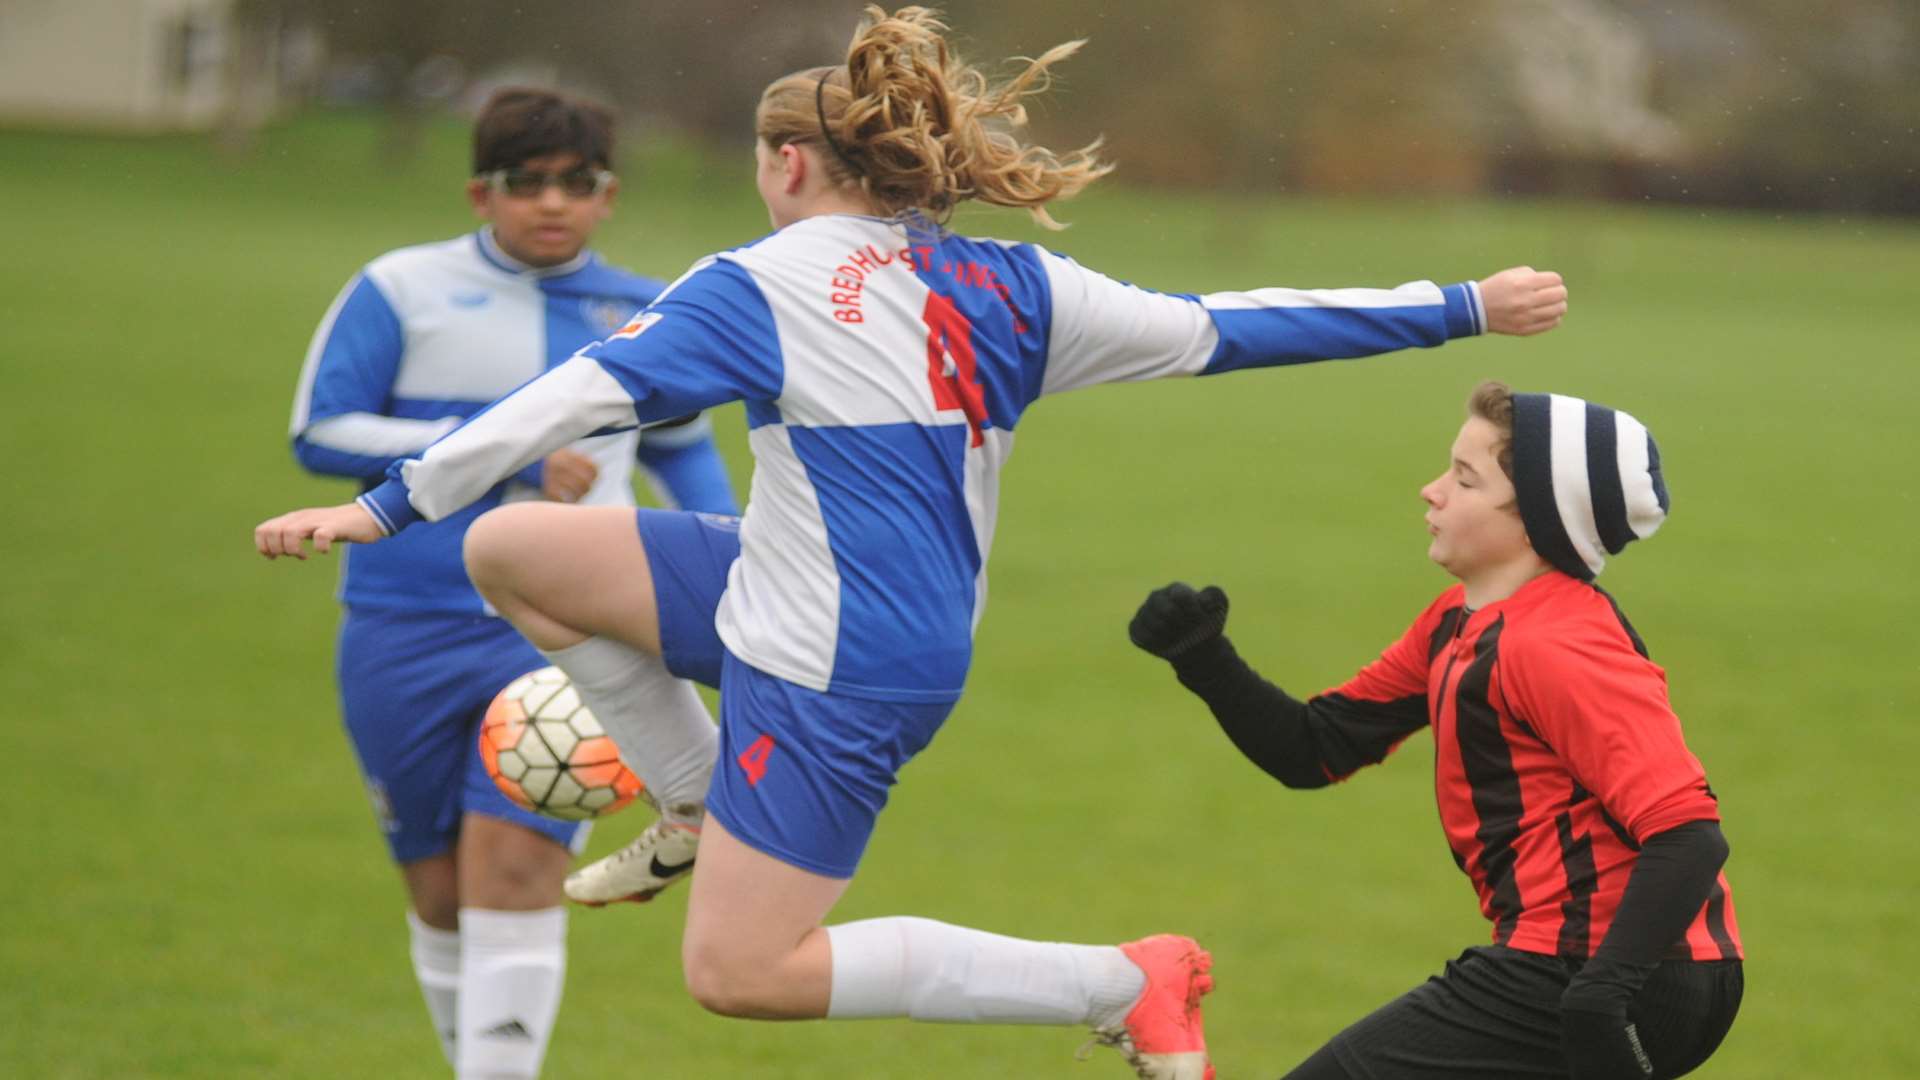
[480,667,647,820]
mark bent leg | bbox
[464,503,664,652]
[681,660,1150,1033]
[1283,947,1567,1079]
[1279,1043,1362,1079]
[465,503,717,820]
[680,815,848,1018]
[1628,958,1744,1079]
[681,819,1155,1033]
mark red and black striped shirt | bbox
[1309,571,1741,961]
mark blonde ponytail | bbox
[755,5,1113,228]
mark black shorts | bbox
[1282,945,1743,1080]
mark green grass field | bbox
[3,110,1917,1078]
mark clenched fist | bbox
[1478,266,1568,336]
[1129,583,1230,660]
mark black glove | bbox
[1129,583,1230,660]
[1561,1002,1655,1080]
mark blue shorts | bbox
[337,608,588,863]
[635,508,741,688]
[707,653,955,878]
[635,508,955,878]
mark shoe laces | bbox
[608,822,667,865]
[607,819,695,867]
[1074,1029,1146,1072]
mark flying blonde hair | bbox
[755,5,1113,228]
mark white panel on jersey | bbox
[1034,249,1221,396]
[303,413,460,457]
[289,275,361,434]
[498,428,642,508]
[962,428,1015,632]
[727,219,949,431]
[576,429,644,506]
[1199,281,1446,311]
[715,423,841,693]
[365,239,549,402]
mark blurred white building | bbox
[0,0,313,131]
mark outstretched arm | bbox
[1129,583,1430,787]
[1034,251,1568,397]
[354,354,658,534]
[254,258,780,558]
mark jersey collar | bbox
[475,227,595,279]
[1461,570,1584,630]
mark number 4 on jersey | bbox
[923,292,987,447]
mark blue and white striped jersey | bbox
[362,214,1485,699]
[294,228,727,613]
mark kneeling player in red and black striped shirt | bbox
[1133,381,1742,1080]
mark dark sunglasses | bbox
[482,167,615,198]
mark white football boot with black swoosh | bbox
[564,818,701,906]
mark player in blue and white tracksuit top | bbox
[292,225,737,864]
[352,213,1489,874]
[284,84,756,1080]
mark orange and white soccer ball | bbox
[480,667,646,820]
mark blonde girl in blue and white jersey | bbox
[258,9,1567,1077]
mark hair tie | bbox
[815,70,865,177]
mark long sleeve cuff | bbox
[1441,281,1486,338]
[357,479,423,537]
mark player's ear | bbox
[465,177,494,220]
[780,142,807,196]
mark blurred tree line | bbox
[231,0,1916,214]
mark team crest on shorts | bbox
[364,777,399,834]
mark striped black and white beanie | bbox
[1510,393,1670,580]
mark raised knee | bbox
[682,940,762,1018]
[463,504,540,594]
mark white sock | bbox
[407,910,461,1067]
[825,917,1145,1027]
[457,907,567,1080]
[539,636,715,824]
